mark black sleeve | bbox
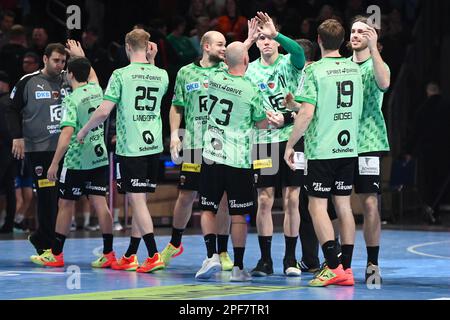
[6,77,29,139]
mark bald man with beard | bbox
[161,31,234,271]
[196,41,268,281]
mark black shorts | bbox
[253,139,305,190]
[199,162,255,215]
[58,166,108,200]
[354,152,382,194]
[305,157,356,198]
[299,185,338,222]
[116,154,159,194]
[178,148,203,191]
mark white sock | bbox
[113,208,120,223]
[71,215,76,225]
[83,212,90,227]
[14,213,25,224]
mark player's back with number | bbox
[300,58,363,160]
[203,69,265,169]
[104,63,169,157]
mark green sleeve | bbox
[274,32,305,70]
[172,68,185,107]
[104,71,122,103]
[295,66,317,106]
[60,97,77,128]
[251,90,267,122]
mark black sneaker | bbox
[0,225,13,234]
[28,232,45,255]
[283,257,301,277]
[14,221,29,233]
[251,259,273,277]
[298,260,320,273]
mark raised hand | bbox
[361,24,378,52]
[65,39,85,57]
[255,12,278,38]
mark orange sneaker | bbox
[308,264,347,287]
[338,268,355,286]
[30,249,64,267]
[136,253,165,273]
[92,251,117,268]
[111,254,139,271]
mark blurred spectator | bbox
[0,24,27,86]
[406,82,450,225]
[0,71,16,233]
[186,0,209,36]
[298,18,316,41]
[317,4,335,24]
[266,0,299,38]
[213,0,247,42]
[344,0,365,23]
[167,16,199,69]
[82,27,113,88]
[22,51,40,74]
[148,18,178,72]
[30,27,49,62]
[0,10,15,49]
[190,16,211,56]
[379,9,411,83]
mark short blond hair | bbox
[125,29,150,51]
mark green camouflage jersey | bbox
[104,62,169,157]
[295,57,363,160]
[60,83,108,170]
[350,57,390,153]
[172,61,225,150]
[246,54,302,144]
[203,69,266,168]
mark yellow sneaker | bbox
[309,264,347,287]
[30,249,64,267]
[136,253,165,273]
[219,252,233,271]
[111,254,139,271]
[91,251,117,268]
[160,243,183,266]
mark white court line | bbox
[407,240,450,259]
[0,270,88,276]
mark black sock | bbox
[284,235,298,260]
[341,244,354,270]
[335,237,341,254]
[170,228,184,248]
[217,234,229,254]
[233,247,245,269]
[258,236,272,261]
[102,234,113,254]
[125,237,141,257]
[52,233,66,255]
[142,233,158,257]
[204,234,217,258]
[367,246,379,266]
[321,240,340,269]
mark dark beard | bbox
[209,54,223,64]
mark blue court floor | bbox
[0,230,449,300]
